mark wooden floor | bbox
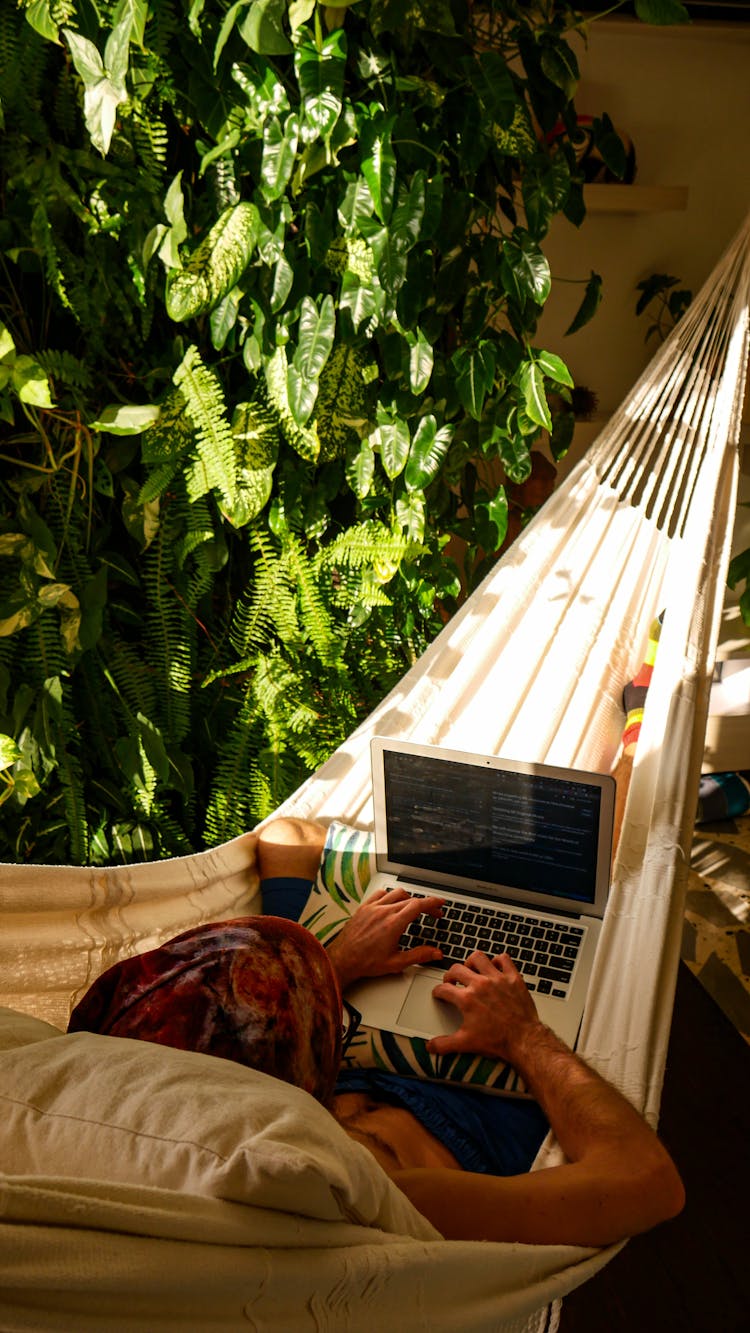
[559,963,750,1333]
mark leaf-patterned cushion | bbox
[301,822,529,1096]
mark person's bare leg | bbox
[257,817,328,882]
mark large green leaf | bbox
[339,271,380,332]
[404,416,453,491]
[91,404,161,435]
[360,111,397,224]
[406,327,433,394]
[395,493,425,542]
[346,437,375,498]
[372,229,408,301]
[391,171,426,250]
[240,0,292,53]
[286,364,318,426]
[454,343,496,421]
[540,41,579,101]
[261,114,300,200]
[519,360,552,431]
[375,418,410,480]
[565,270,603,336]
[295,29,346,143]
[502,233,551,307]
[166,203,259,322]
[472,52,516,130]
[294,295,336,380]
[534,349,574,388]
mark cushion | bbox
[0,1006,64,1051]
[0,1008,436,1238]
[301,822,529,1096]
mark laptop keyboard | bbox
[398,892,585,999]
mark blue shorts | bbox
[262,874,549,1176]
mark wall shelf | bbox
[585,184,689,214]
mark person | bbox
[68,658,684,1250]
[255,816,685,1249]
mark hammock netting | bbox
[2,211,749,1333]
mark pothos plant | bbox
[0,0,689,864]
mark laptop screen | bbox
[382,747,605,907]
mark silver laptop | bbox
[347,737,615,1050]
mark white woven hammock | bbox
[2,212,749,1333]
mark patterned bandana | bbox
[68,916,343,1104]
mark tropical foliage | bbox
[0,0,688,863]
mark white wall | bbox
[536,16,750,432]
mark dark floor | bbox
[559,963,750,1333]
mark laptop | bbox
[346,737,616,1050]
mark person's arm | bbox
[391,953,684,1247]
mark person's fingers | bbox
[436,960,478,987]
[431,977,470,1007]
[390,944,443,972]
[491,951,518,974]
[398,893,445,924]
[426,1030,470,1056]
[378,885,411,902]
[462,950,497,975]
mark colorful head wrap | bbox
[67,916,343,1104]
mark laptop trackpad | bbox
[398,972,463,1038]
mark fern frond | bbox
[37,348,92,391]
[129,104,169,185]
[101,633,157,720]
[228,528,299,655]
[30,201,74,315]
[143,503,194,744]
[314,521,410,573]
[138,460,180,505]
[283,532,342,668]
[174,345,237,508]
[29,618,89,863]
[53,58,78,140]
[203,685,261,843]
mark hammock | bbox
[2,211,749,1333]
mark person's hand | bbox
[326,887,445,991]
[427,951,543,1063]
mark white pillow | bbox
[0,1016,436,1238]
[0,1006,64,1051]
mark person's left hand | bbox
[325,887,445,991]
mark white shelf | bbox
[585,184,689,214]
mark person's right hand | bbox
[427,951,542,1062]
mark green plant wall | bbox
[0,0,688,864]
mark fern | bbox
[30,617,90,863]
[52,57,78,140]
[129,104,169,186]
[174,345,238,509]
[143,501,194,744]
[228,526,298,656]
[37,347,92,392]
[203,685,261,843]
[284,530,342,668]
[101,634,158,721]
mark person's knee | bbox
[257,817,328,881]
